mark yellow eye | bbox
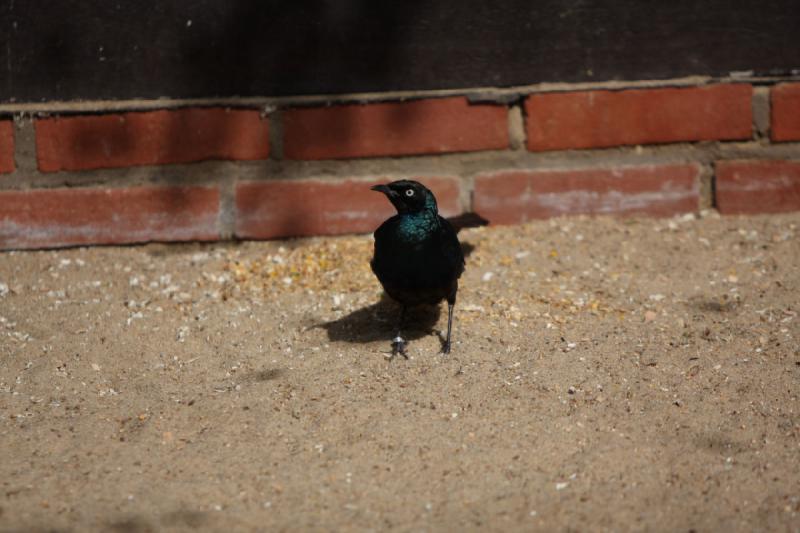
[405,189,415,197]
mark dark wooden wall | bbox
[2,1,798,103]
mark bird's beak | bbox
[371,184,396,197]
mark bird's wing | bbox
[371,217,399,276]
[373,216,397,240]
[438,216,466,273]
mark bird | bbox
[370,180,465,357]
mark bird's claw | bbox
[390,336,408,359]
[440,341,451,355]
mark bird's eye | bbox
[405,189,415,197]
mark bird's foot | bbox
[390,336,408,359]
[434,329,451,354]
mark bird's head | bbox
[371,180,438,215]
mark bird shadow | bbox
[314,292,442,344]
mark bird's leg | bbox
[442,302,455,354]
[391,305,408,358]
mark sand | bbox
[1,211,798,532]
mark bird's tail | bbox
[446,212,489,233]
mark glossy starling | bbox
[370,180,465,357]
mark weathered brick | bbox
[474,164,700,223]
[526,84,753,151]
[283,97,508,160]
[716,160,800,214]
[0,120,14,173]
[771,83,800,141]
[235,177,461,239]
[0,186,220,249]
[35,108,269,172]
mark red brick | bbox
[0,120,14,173]
[526,84,753,151]
[0,186,219,249]
[35,108,269,172]
[474,164,700,224]
[771,83,800,142]
[235,177,461,239]
[716,160,800,214]
[283,97,508,160]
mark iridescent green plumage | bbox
[395,209,440,242]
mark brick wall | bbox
[1,80,799,250]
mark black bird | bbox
[370,180,465,357]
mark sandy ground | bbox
[1,211,799,532]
